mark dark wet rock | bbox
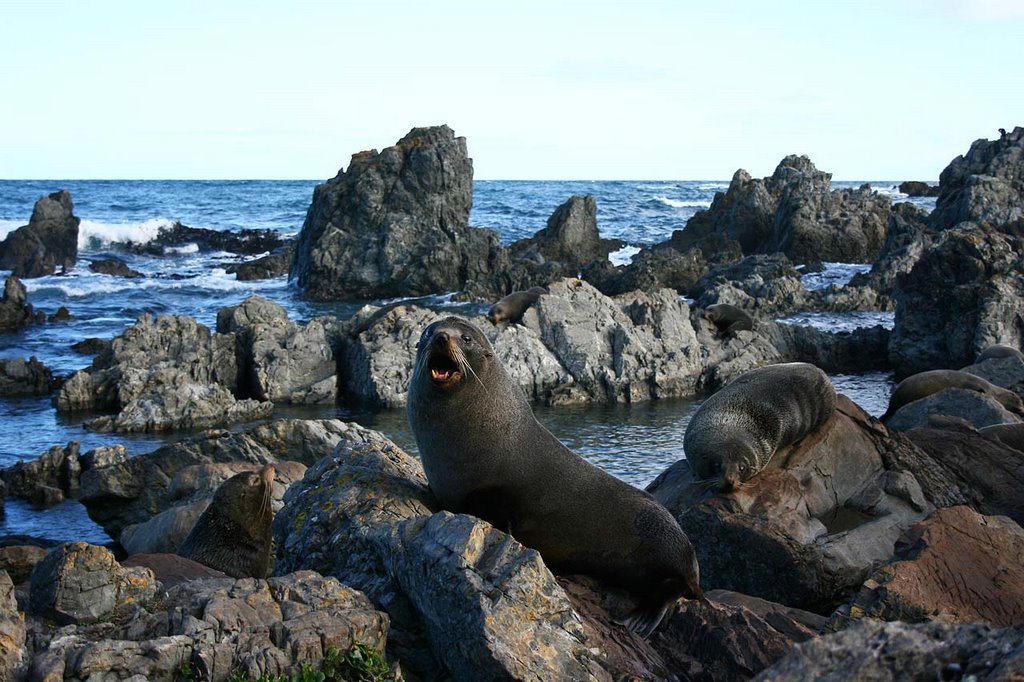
[225,243,295,280]
[898,180,941,197]
[70,337,111,355]
[0,570,28,681]
[78,419,383,542]
[930,126,1024,232]
[889,223,1024,377]
[291,125,504,301]
[848,202,935,295]
[88,256,144,278]
[885,387,1022,431]
[0,276,42,331]
[0,545,49,585]
[0,442,81,507]
[47,306,74,323]
[905,421,1024,526]
[29,542,157,625]
[755,620,1024,681]
[508,195,610,272]
[649,396,937,611]
[124,221,286,256]
[0,357,54,395]
[962,352,1024,392]
[671,157,891,263]
[217,296,340,404]
[25,569,389,682]
[834,505,1024,627]
[0,190,80,278]
[769,323,892,375]
[582,244,707,296]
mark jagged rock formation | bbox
[0,190,80,278]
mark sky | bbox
[1,0,1021,181]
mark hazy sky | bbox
[1,0,1021,180]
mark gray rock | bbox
[0,276,42,331]
[29,542,157,625]
[88,256,144,278]
[582,244,708,296]
[291,125,503,300]
[26,570,389,682]
[754,620,1024,681]
[931,126,1024,232]
[509,194,610,271]
[225,243,295,281]
[0,545,49,585]
[885,387,1022,431]
[962,353,1024,391]
[0,190,80,278]
[0,570,28,682]
[898,180,940,197]
[848,202,935,295]
[0,357,54,396]
[0,441,81,507]
[889,223,1024,377]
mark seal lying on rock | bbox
[407,316,702,637]
[976,344,1024,362]
[177,464,275,578]
[683,362,837,492]
[702,303,753,338]
[881,369,1024,423]
[486,286,548,325]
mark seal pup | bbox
[177,464,275,579]
[486,286,548,325]
[407,316,702,637]
[702,303,753,338]
[976,344,1024,363]
[880,369,1024,422]
[683,362,837,492]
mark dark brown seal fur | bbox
[881,369,1024,422]
[177,464,275,579]
[683,362,837,492]
[407,316,701,638]
[703,303,753,337]
[486,286,547,325]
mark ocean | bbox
[0,178,934,543]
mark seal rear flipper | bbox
[614,597,676,639]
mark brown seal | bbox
[683,362,837,492]
[407,316,702,637]
[177,464,275,579]
[702,303,753,337]
[486,286,547,325]
[881,369,1024,422]
[976,344,1024,363]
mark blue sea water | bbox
[0,178,929,543]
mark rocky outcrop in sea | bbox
[0,190,80,278]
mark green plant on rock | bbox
[224,643,395,682]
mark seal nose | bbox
[432,330,451,349]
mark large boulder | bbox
[508,195,610,272]
[836,505,1024,627]
[26,569,389,682]
[648,396,939,611]
[0,442,81,507]
[275,432,819,681]
[0,357,54,396]
[888,223,1024,377]
[755,620,1024,681]
[291,125,503,300]
[671,157,891,263]
[0,276,42,331]
[848,202,935,295]
[930,126,1024,232]
[0,190,80,278]
[0,570,27,681]
[583,245,708,296]
[884,387,1022,432]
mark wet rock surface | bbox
[0,190,80,278]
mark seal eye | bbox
[461,334,472,344]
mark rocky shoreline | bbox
[0,125,1022,679]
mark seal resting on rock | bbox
[881,369,1024,423]
[407,316,702,637]
[702,303,753,338]
[683,362,837,492]
[177,464,275,578]
[486,286,548,325]
[976,344,1024,363]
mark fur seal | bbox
[177,464,275,579]
[702,303,753,337]
[407,316,701,637]
[976,344,1024,363]
[881,369,1024,422]
[486,286,548,325]
[683,362,837,492]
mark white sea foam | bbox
[164,244,200,255]
[800,262,872,291]
[78,218,173,250]
[22,267,287,298]
[654,196,711,209]
[609,245,641,266]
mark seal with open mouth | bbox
[407,316,702,637]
